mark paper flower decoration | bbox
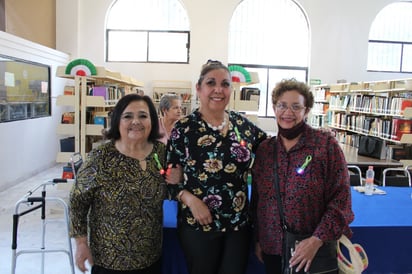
[65,59,97,76]
[228,65,251,83]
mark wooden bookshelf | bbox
[152,80,193,116]
[56,67,144,162]
[309,84,330,128]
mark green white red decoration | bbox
[65,59,97,76]
[228,65,251,83]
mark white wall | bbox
[301,0,412,83]
[56,0,412,90]
[0,31,70,191]
[2,0,409,190]
[56,0,240,94]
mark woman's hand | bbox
[289,236,323,272]
[74,236,94,272]
[165,164,183,185]
[180,190,213,225]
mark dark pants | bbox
[178,226,251,274]
[262,253,282,274]
[261,253,338,274]
[91,259,161,274]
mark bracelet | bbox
[177,190,185,202]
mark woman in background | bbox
[252,79,354,274]
[167,60,267,274]
[158,93,183,144]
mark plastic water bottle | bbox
[365,166,374,195]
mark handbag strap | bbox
[272,138,288,231]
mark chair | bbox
[382,165,412,187]
[348,165,362,186]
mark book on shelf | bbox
[64,86,75,95]
[399,98,412,115]
[353,94,363,112]
[390,97,412,116]
[313,87,330,101]
[391,118,412,141]
[181,93,192,103]
[342,95,351,109]
[371,95,389,114]
[386,144,411,160]
[92,86,108,99]
[360,94,374,112]
[362,117,374,134]
[153,91,192,103]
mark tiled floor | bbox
[0,164,84,274]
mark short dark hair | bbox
[197,59,231,86]
[104,94,162,142]
[272,78,314,109]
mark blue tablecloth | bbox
[162,187,412,274]
[350,187,412,273]
[351,186,412,227]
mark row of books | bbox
[312,87,331,102]
[152,91,192,103]
[64,85,126,103]
[334,131,361,147]
[329,112,412,141]
[90,86,125,103]
[329,94,412,116]
[311,102,329,114]
[308,114,326,128]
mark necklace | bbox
[206,116,227,131]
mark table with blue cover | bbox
[350,186,412,273]
[162,187,412,274]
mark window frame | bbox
[367,39,412,73]
[230,63,308,117]
[106,29,190,64]
[367,2,412,73]
[0,54,51,123]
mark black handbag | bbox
[282,231,337,274]
[357,135,385,159]
[272,141,338,274]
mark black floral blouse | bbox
[69,141,167,271]
[167,109,267,232]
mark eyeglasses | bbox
[275,103,306,113]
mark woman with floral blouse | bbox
[166,60,267,274]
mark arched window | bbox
[228,0,310,117]
[367,2,412,72]
[106,0,190,63]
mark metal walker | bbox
[11,154,82,274]
[10,178,76,274]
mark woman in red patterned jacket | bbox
[251,79,354,274]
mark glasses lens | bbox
[291,105,304,112]
[276,103,305,112]
[276,103,287,111]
